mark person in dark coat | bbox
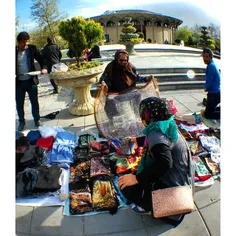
[41,36,62,94]
[15,31,47,131]
[99,49,147,93]
[118,97,191,213]
[88,44,101,61]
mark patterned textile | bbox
[139,97,173,126]
[92,180,117,210]
[192,156,212,181]
[187,140,205,155]
[94,78,159,140]
[70,188,93,214]
[90,156,111,177]
[139,97,178,142]
[89,141,111,155]
[70,161,91,184]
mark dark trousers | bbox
[205,92,220,120]
[121,180,168,211]
[50,78,58,90]
[47,66,58,91]
[121,184,153,211]
[16,79,40,124]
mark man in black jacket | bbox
[16,31,47,131]
[41,36,62,94]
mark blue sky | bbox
[16,0,221,31]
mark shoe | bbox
[53,89,58,94]
[131,204,151,215]
[35,120,43,127]
[18,122,25,131]
[202,98,207,106]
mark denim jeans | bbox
[205,92,220,120]
[16,79,40,124]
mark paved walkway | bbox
[15,85,220,236]
[15,48,220,236]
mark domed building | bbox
[89,9,183,44]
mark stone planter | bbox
[50,64,105,116]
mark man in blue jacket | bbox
[16,31,47,131]
[202,48,220,120]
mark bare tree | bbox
[30,0,67,42]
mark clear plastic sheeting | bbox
[94,78,160,139]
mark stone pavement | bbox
[15,47,220,236]
[15,84,220,236]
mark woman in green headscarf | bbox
[118,97,191,213]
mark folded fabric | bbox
[90,156,111,177]
[16,168,39,197]
[187,140,205,155]
[33,165,62,193]
[193,156,212,182]
[70,188,93,215]
[26,130,42,145]
[36,136,55,151]
[70,161,91,184]
[18,145,45,170]
[89,141,111,155]
[92,180,117,210]
[198,135,220,152]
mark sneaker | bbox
[202,98,207,106]
[18,122,25,131]
[52,89,58,94]
[35,120,43,127]
[131,204,151,215]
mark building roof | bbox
[88,9,183,26]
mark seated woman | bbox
[99,49,148,93]
[118,97,192,213]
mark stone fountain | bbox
[119,17,141,54]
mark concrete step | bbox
[141,73,205,82]
[137,67,205,74]
[156,81,205,91]
[90,80,205,95]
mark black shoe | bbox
[18,122,25,131]
[53,89,58,94]
[35,120,43,127]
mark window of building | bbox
[144,20,152,26]
[118,20,125,26]
[131,20,140,26]
[107,21,116,27]
[154,21,162,27]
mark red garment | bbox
[36,136,55,150]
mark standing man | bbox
[41,36,62,94]
[16,31,47,131]
[202,48,221,120]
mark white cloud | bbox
[70,0,220,21]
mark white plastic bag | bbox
[51,63,68,73]
[38,125,58,138]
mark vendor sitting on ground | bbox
[202,47,221,120]
[99,49,149,93]
[118,97,191,213]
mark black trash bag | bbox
[41,111,60,120]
